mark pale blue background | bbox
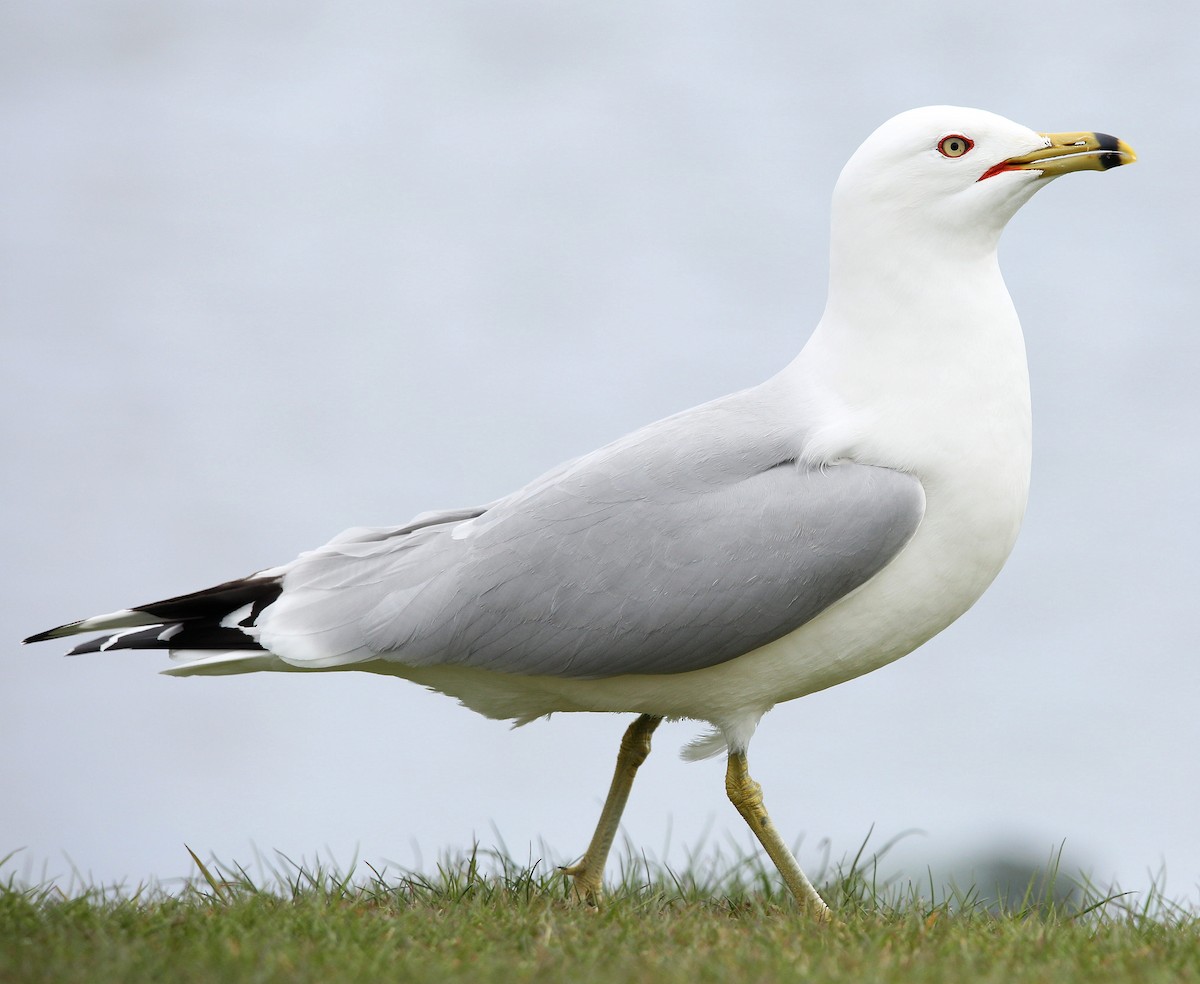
[3,1,1197,900]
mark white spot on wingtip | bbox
[98,627,145,652]
[77,609,138,632]
[220,603,254,628]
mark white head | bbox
[831,106,1135,261]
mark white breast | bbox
[695,261,1034,714]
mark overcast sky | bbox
[3,1,1197,902]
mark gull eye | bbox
[937,134,974,158]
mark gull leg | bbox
[725,750,832,919]
[561,713,662,904]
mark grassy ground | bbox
[2,848,1197,983]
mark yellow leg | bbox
[725,750,832,919]
[561,713,662,904]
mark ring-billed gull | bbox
[25,106,1135,916]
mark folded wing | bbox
[258,458,925,678]
[27,392,926,680]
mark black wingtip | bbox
[21,576,284,649]
[23,626,68,645]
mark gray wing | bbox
[256,393,926,678]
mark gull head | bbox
[831,106,1136,256]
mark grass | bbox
[2,844,1198,983]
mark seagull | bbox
[24,107,1135,917]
